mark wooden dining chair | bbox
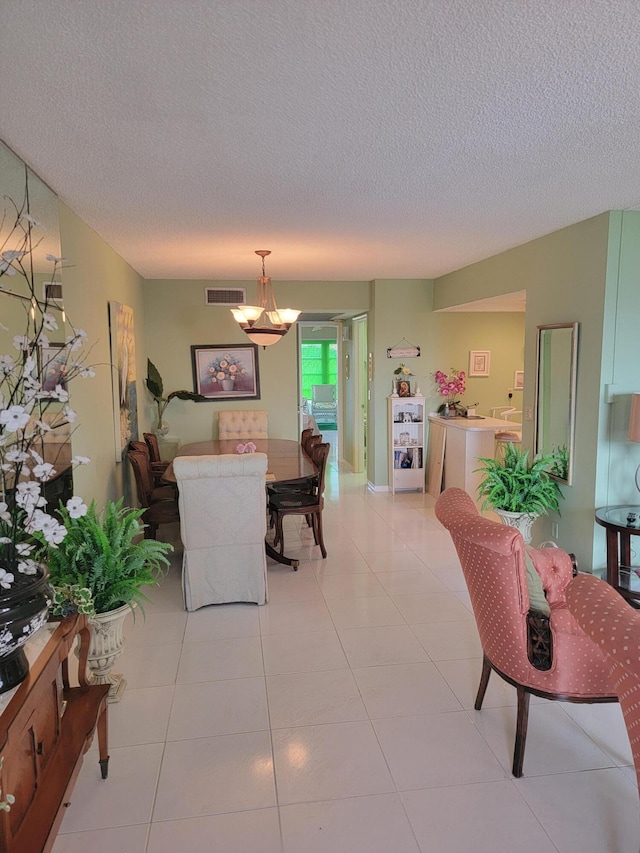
[129,439,169,488]
[268,442,329,562]
[127,449,179,539]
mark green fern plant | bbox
[474,443,563,516]
[37,499,172,615]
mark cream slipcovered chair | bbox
[435,487,617,777]
[310,384,337,426]
[173,453,268,610]
[217,410,268,440]
[566,573,640,797]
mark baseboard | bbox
[367,481,389,492]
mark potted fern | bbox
[474,443,563,543]
[37,499,172,702]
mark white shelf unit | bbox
[388,395,426,494]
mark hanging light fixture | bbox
[231,250,300,348]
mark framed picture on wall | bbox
[469,350,490,377]
[40,343,69,397]
[191,343,260,400]
[514,370,524,390]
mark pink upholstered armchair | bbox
[435,487,617,777]
[566,572,640,796]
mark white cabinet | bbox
[388,396,425,494]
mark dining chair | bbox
[494,409,522,456]
[173,453,269,610]
[126,449,179,539]
[566,572,640,796]
[217,410,268,440]
[129,440,171,489]
[435,487,617,777]
[268,442,329,563]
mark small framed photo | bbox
[40,343,68,396]
[191,343,260,401]
[469,350,490,377]
[514,370,524,390]
[397,379,412,397]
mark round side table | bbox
[595,505,640,606]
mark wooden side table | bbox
[595,505,640,606]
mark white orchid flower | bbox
[71,455,91,465]
[17,559,39,575]
[0,405,31,431]
[78,365,95,378]
[63,406,77,423]
[45,253,67,264]
[34,334,49,348]
[12,335,29,352]
[42,313,58,331]
[1,250,26,261]
[0,569,15,589]
[33,462,55,481]
[21,213,43,228]
[66,497,88,518]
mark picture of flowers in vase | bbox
[191,344,261,400]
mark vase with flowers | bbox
[392,362,413,395]
[434,368,466,417]
[0,189,95,693]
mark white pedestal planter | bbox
[494,509,537,545]
[83,603,130,703]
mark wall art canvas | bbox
[109,301,138,460]
[191,343,260,400]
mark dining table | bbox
[164,438,317,569]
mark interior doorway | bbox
[352,315,368,473]
[297,322,339,456]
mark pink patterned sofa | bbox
[566,572,640,796]
[435,487,617,776]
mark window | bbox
[301,341,337,400]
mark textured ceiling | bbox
[2,1,640,282]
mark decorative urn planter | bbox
[0,566,53,694]
[81,602,131,703]
[494,508,537,545]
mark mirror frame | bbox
[534,321,578,486]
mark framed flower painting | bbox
[191,344,260,400]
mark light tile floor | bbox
[53,458,640,853]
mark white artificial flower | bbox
[78,365,95,378]
[0,355,15,374]
[0,262,16,276]
[0,405,30,431]
[66,329,87,352]
[63,406,77,423]
[1,250,26,261]
[0,537,10,545]
[71,455,91,465]
[17,559,38,575]
[0,503,10,523]
[29,449,44,464]
[33,462,55,482]
[42,313,58,331]
[40,517,66,545]
[15,482,46,510]
[12,335,29,352]
[21,213,42,228]
[0,569,14,590]
[66,496,88,518]
[6,448,29,463]
[48,384,69,403]
[0,464,12,473]
[34,419,52,432]
[15,543,34,555]
[23,355,36,374]
[45,253,66,264]
[34,333,49,348]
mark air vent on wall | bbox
[205,287,247,306]
[43,281,63,302]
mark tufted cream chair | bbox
[435,487,617,777]
[173,453,268,610]
[218,410,268,440]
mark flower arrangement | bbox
[393,363,413,377]
[434,368,466,410]
[207,352,247,384]
[236,442,257,454]
[0,192,94,595]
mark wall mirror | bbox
[0,140,72,482]
[535,321,578,485]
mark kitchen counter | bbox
[426,414,521,501]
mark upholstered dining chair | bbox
[268,442,329,563]
[566,572,640,796]
[173,453,269,610]
[127,449,179,539]
[217,410,268,440]
[435,487,617,777]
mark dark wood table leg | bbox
[620,531,632,569]
[605,528,619,587]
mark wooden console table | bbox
[595,505,640,606]
[0,614,110,852]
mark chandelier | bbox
[231,250,300,348]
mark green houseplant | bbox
[145,359,205,434]
[38,498,172,701]
[474,443,563,543]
